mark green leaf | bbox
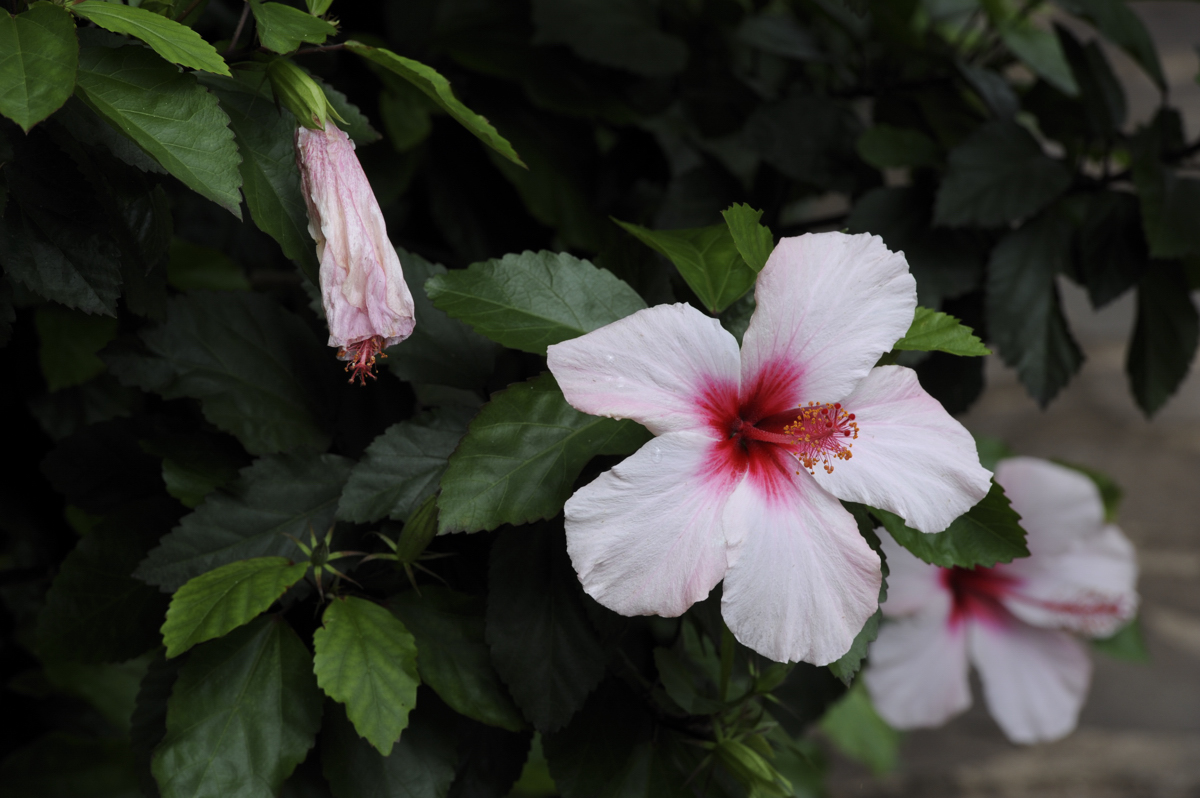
[935,120,1072,228]
[856,125,939,168]
[36,504,174,664]
[0,733,141,798]
[108,292,332,455]
[391,586,527,731]
[721,203,774,274]
[0,2,78,132]
[386,248,496,389]
[130,651,179,793]
[1127,263,1199,416]
[141,431,249,508]
[75,43,243,217]
[892,306,989,356]
[320,704,457,798]
[35,304,119,391]
[437,373,650,534]
[337,409,470,524]
[152,617,323,798]
[1055,0,1165,89]
[987,212,1083,406]
[614,219,756,314]
[847,185,986,308]
[530,0,688,77]
[745,96,862,189]
[345,41,524,166]
[166,238,252,292]
[1091,617,1149,662]
[161,557,309,658]
[972,434,1014,472]
[250,0,337,54]
[870,481,1029,569]
[819,683,900,777]
[201,75,320,281]
[1075,191,1147,308]
[315,75,380,146]
[486,524,607,733]
[1133,142,1200,261]
[42,655,153,733]
[72,1,231,76]
[377,80,432,151]
[426,250,647,356]
[543,680,685,798]
[134,453,352,591]
[313,596,420,756]
[1000,20,1078,96]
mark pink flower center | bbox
[942,566,1017,627]
[723,402,859,475]
[339,335,387,386]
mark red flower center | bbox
[942,566,1017,627]
[339,335,387,386]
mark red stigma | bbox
[338,335,387,386]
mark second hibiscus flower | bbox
[547,232,993,665]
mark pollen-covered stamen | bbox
[783,401,859,474]
[337,334,388,386]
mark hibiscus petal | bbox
[994,457,1104,556]
[719,465,881,665]
[1001,523,1138,637]
[547,303,741,436]
[740,233,916,408]
[969,616,1092,744]
[864,608,971,730]
[814,366,992,533]
[564,431,735,617]
[878,532,949,618]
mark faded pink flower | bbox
[295,122,415,384]
[546,232,992,665]
[864,456,1139,744]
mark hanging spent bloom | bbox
[863,456,1139,744]
[545,232,992,665]
[295,121,415,384]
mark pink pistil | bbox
[339,335,387,386]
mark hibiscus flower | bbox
[295,122,416,384]
[546,232,992,664]
[864,456,1139,743]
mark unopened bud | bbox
[267,58,344,129]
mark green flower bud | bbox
[266,58,345,129]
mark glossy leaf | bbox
[152,617,323,798]
[75,43,243,217]
[134,454,352,591]
[721,203,774,273]
[391,587,527,731]
[819,683,900,777]
[1127,263,1199,416]
[987,212,1084,406]
[614,219,755,314]
[201,75,320,282]
[427,250,646,356]
[437,373,650,534]
[530,0,688,77]
[1000,21,1078,96]
[345,41,524,166]
[250,0,337,54]
[313,596,420,756]
[486,524,607,733]
[1056,0,1165,89]
[161,557,309,658]
[337,409,470,524]
[892,306,989,356]
[1075,191,1146,308]
[869,481,1029,569]
[107,291,332,455]
[320,705,457,798]
[36,504,175,664]
[934,120,1071,228]
[35,305,119,391]
[0,2,78,132]
[856,125,939,168]
[387,248,496,389]
[72,1,231,76]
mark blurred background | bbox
[829,3,1200,794]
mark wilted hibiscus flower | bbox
[295,122,415,384]
[546,232,992,664]
[864,456,1139,743]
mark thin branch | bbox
[225,0,251,57]
[293,43,346,56]
[174,0,204,22]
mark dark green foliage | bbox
[321,704,457,798]
[1127,262,1200,416]
[486,524,607,733]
